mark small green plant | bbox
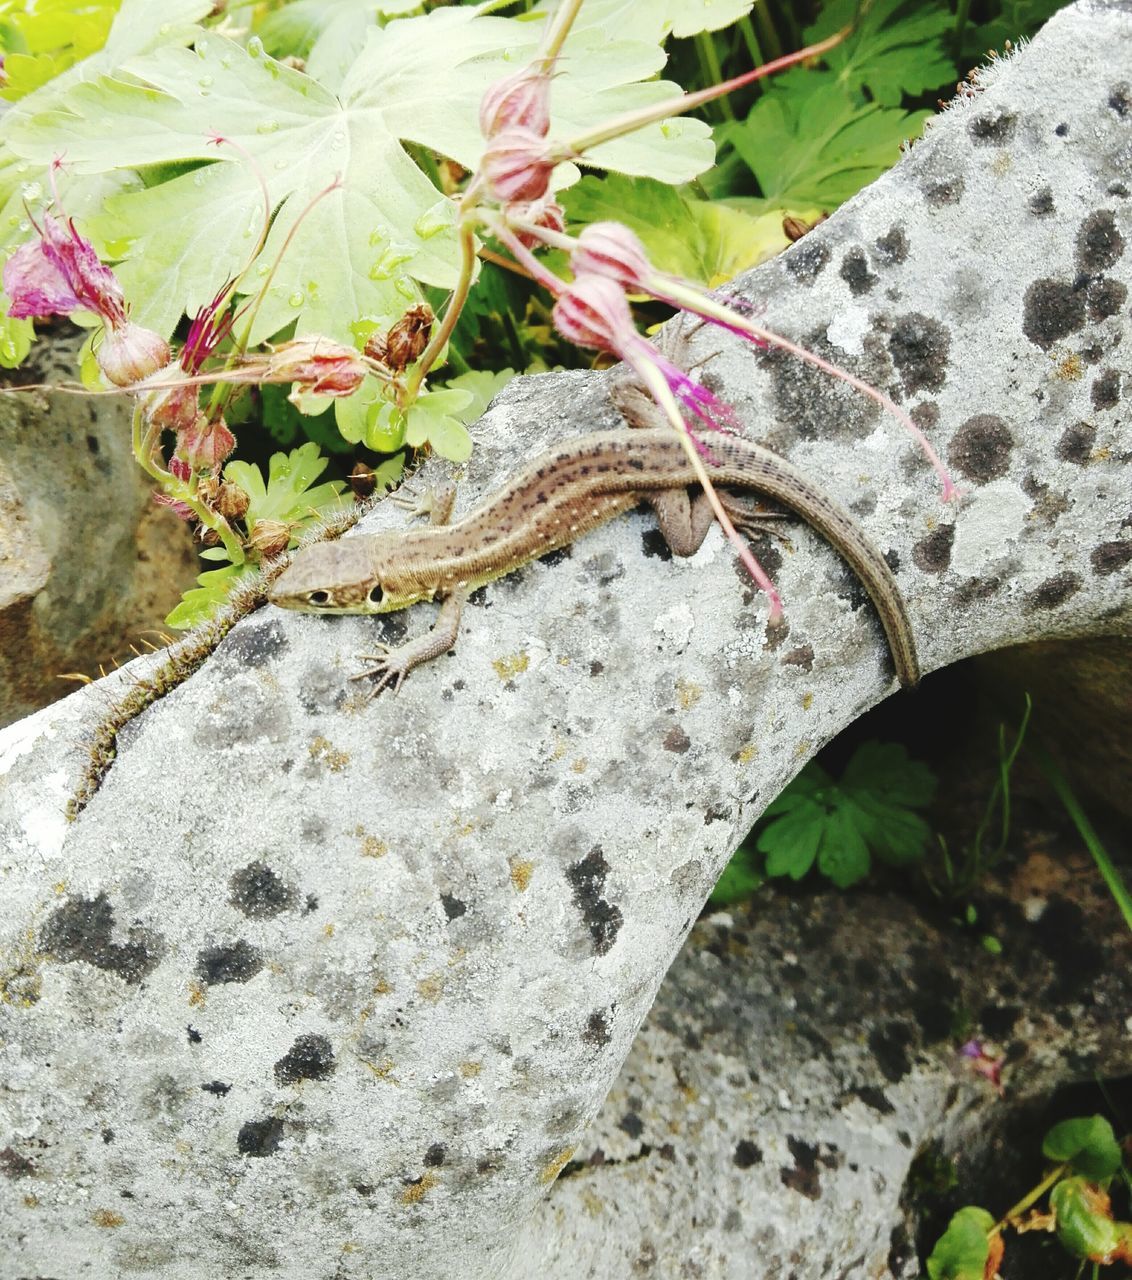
[926,1114,1131,1278]
[711,740,936,903]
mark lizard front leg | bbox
[648,489,788,557]
[352,587,469,697]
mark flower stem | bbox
[403,218,478,401]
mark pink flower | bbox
[181,280,236,374]
[4,212,126,327]
[480,66,552,139]
[505,196,565,249]
[960,1039,1004,1094]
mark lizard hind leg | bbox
[648,489,792,558]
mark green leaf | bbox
[5,8,713,343]
[762,761,832,814]
[925,1206,995,1280]
[757,797,825,880]
[534,0,756,41]
[1050,1177,1124,1262]
[0,306,34,367]
[719,78,930,208]
[402,386,475,462]
[709,843,765,905]
[964,0,1070,60]
[440,368,515,424]
[841,740,937,808]
[817,804,872,888]
[165,562,253,630]
[1043,1116,1124,1181]
[224,441,347,530]
[804,0,954,107]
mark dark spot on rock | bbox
[274,1033,335,1085]
[888,313,950,394]
[1022,278,1087,348]
[195,939,263,985]
[582,1008,612,1047]
[733,1139,763,1169]
[102,1129,114,1143]
[354,1183,375,1197]
[780,645,814,673]
[589,660,604,677]
[187,1025,202,1044]
[784,239,830,284]
[229,862,298,919]
[663,725,690,754]
[1090,541,1132,574]
[40,892,164,985]
[424,1143,446,1167]
[441,893,467,921]
[761,332,879,440]
[873,226,908,266]
[303,893,319,915]
[0,1146,36,1178]
[1054,122,1069,137]
[218,619,287,668]
[968,109,1016,145]
[1108,82,1132,117]
[373,613,408,647]
[840,248,878,295]
[978,1004,1021,1038]
[1056,421,1097,464]
[237,1117,285,1157]
[1092,368,1122,410]
[466,586,490,607]
[618,1112,644,1139]
[948,414,1013,483]
[565,848,623,956]
[855,1086,895,1115]
[868,1021,914,1083]
[912,523,955,574]
[538,546,571,568]
[1110,182,1130,198]
[641,527,672,560]
[1025,572,1082,611]
[923,177,964,207]
[1076,210,1125,273]
[1028,186,1055,217]
[1087,277,1127,321]
[200,1080,231,1096]
[780,1137,822,1200]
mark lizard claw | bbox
[351,648,411,697]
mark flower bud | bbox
[384,303,433,372]
[247,518,291,559]
[153,491,195,522]
[572,222,652,290]
[143,374,201,434]
[480,127,555,204]
[479,67,552,139]
[506,197,565,249]
[97,321,171,387]
[176,417,236,472]
[552,274,635,353]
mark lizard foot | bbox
[350,647,413,697]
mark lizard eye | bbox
[308,590,330,606]
[368,584,384,605]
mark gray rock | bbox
[0,332,198,727]
[1,4,1130,1278]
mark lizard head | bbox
[268,537,425,615]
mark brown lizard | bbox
[268,427,920,692]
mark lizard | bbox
[267,426,921,692]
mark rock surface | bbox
[1,4,1130,1278]
[0,332,197,728]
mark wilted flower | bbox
[479,66,553,139]
[247,518,291,559]
[504,196,565,249]
[380,303,434,372]
[261,336,368,397]
[142,374,202,435]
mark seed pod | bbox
[215,481,251,522]
[349,461,378,499]
[384,303,434,371]
[247,518,291,559]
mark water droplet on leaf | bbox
[288,291,305,307]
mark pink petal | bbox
[3,237,82,319]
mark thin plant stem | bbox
[1036,745,1132,934]
[954,0,972,50]
[737,17,764,71]
[403,219,478,400]
[997,1161,1068,1229]
[540,0,584,64]
[694,33,734,123]
[752,2,784,63]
